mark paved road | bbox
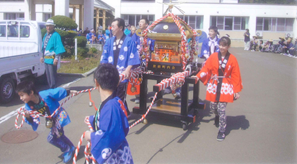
[0,48,296,164]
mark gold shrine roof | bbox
[147,16,194,41]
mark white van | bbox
[0,20,46,103]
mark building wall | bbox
[118,2,297,47]
[35,4,52,22]
[1,1,296,47]
[0,2,27,20]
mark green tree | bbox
[50,15,78,30]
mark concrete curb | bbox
[57,67,97,78]
[82,67,97,77]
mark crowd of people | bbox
[244,29,297,58]
[18,17,244,164]
[77,24,138,45]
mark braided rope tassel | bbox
[14,87,98,130]
[129,92,158,129]
[15,108,25,129]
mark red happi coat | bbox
[197,52,243,103]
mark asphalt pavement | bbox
[0,48,296,164]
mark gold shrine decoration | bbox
[196,30,202,37]
[135,29,143,37]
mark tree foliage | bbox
[50,15,78,30]
[75,36,87,48]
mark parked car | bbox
[0,20,46,103]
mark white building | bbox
[0,0,114,31]
[114,0,297,46]
[0,0,296,46]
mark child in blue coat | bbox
[84,63,133,164]
[16,81,76,163]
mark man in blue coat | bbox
[131,18,154,67]
[200,26,220,60]
[100,18,140,115]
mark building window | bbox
[285,18,294,31]
[277,18,285,31]
[43,13,52,22]
[256,17,263,31]
[211,16,248,30]
[225,17,233,30]
[121,14,155,27]
[177,15,204,29]
[234,17,240,30]
[4,13,24,20]
[256,17,294,32]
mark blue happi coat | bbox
[199,36,220,59]
[100,36,140,74]
[131,33,154,62]
[42,31,65,65]
[24,88,71,131]
[89,97,133,164]
[98,34,104,41]
[131,33,154,52]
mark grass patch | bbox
[58,51,101,74]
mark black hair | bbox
[140,18,149,25]
[219,36,231,46]
[16,80,38,95]
[246,29,249,33]
[112,18,125,31]
[209,26,220,35]
[93,63,119,92]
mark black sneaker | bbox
[217,132,225,141]
[214,116,219,128]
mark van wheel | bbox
[0,77,15,103]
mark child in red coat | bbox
[193,36,243,141]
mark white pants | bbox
[244,41,250,50]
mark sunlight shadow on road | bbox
[225,115,250,136]
[146,133,185,164]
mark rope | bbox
[73,117,95,164]
[14,87,97,129]
[155,71,190,92]
[14,66,197,163]
[72,131,96,164]
[14,67,147,130]
[129,92,158,129]
[15,109,25,129]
